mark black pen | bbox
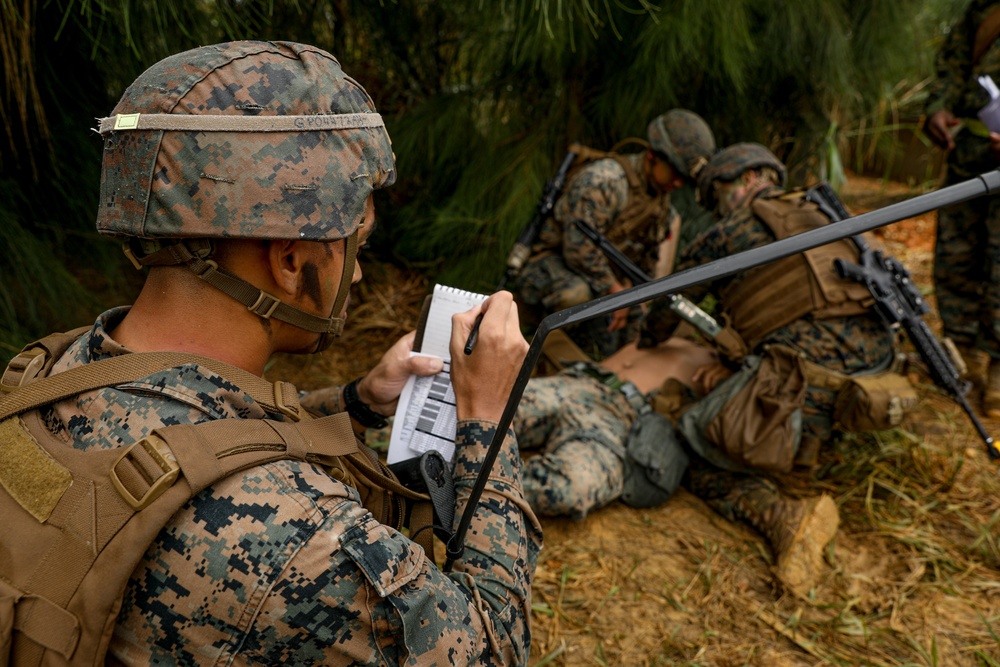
[464,313,484,355]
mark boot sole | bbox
[775,494,839,597]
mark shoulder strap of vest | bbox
[0,351,304,422]
[1,326,91,391]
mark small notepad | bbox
[387,285,488,466]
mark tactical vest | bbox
[0,329,433,666]
[719,193,874,352]
[533,142,671,271]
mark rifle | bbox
[444,169,1000,572]
[574,220,723,338]
[802,181,998,460]
[498,150,578,290]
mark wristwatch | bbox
[343,377,389,429]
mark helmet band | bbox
[96,112,385,135]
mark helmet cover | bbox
[97,41,395,242]
[697,142,787,211]
[646,109,716,180]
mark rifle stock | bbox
[444,169,1000,572]
[499,150,578,290]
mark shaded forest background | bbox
[0,0,970,363]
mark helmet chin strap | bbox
[313,229,359,353]
[123,231,360,353]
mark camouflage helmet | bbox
[94,41,397,351]
[646,109,716,180]
[696,142,787,211]
[96,40,395,242]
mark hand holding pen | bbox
[464,313,484,354]
[450,291,528,423]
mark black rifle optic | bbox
[803,181,998,460]
[443,169,1000,572]
[498,150,578,290]
[573,220,723,338]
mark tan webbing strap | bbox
[113,415,360,497]
[97,112,386,135]
[329,229,359,332]
[13,595,80,657]
[711,322,750,361]
[0,352,302,422]
[0,326,91,391]
[974,6,1000,66]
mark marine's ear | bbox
[267,239,321,298]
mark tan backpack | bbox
[0,330,433,666]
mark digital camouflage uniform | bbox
[516,155,678,357]
[515,110,715,358]
[43,308,540,665]
[10,41,544,665]
[514,366,641,519]
[925,0,1000,361]
[640,168,894,527]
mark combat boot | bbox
[983,360,1000,420]
[728,486,839,596]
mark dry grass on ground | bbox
[269,174,1000,666]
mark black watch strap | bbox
[343,377,389,429]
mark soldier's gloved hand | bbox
[450,291,529,423]
[358,331,445,416]
[925,109,959,151]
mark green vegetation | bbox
[0,0,972,362]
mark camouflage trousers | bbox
[514,369,639,519]
[935,173,1000,359]
[515,253,641,359]
[933,136,1000,358]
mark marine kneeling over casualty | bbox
[514,109,716,358]
[0,41,542,666]
[626,143,921,596]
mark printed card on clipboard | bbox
[387,285,487,477]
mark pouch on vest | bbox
[834,371,917,432]
[679,347,806,474]
[620,411,688,508]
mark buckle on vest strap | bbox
[273,380,302,422]
[110,435,180,510]
[0,347,46,392]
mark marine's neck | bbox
[110,267,274,376]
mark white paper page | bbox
[419,284,489,358]
[387,285,487,465]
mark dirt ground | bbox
[271,174,1000,666]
